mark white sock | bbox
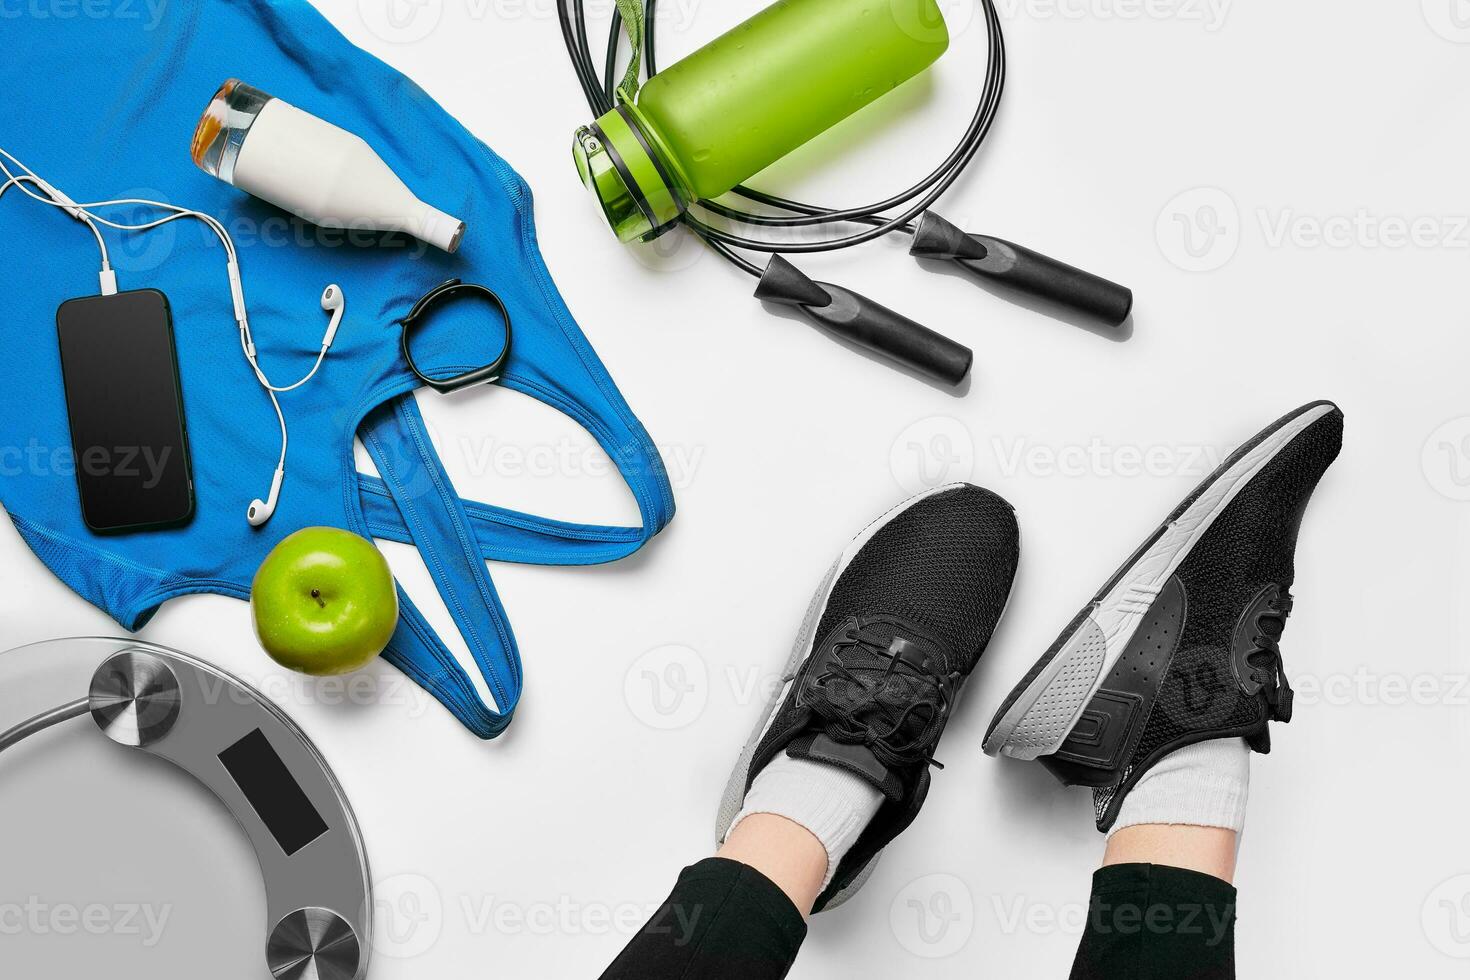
[731,752,885,889]
[1109,738,1251,836]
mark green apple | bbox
[251,527,398,676]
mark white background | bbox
[3,0,1470,976]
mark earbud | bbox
[320,283,344,348]
[247,468,285,527]
[244,285,344,528]
[1,149,347,533]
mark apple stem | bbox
[310,588,325,608]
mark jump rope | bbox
[559,0,1005,272]
[559,0,1131,385]
[2,1,1128,529]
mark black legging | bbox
[600,858,1236,980]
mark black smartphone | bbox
[55,289,195,533]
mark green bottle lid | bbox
[573,105,688,243]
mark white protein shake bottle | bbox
[191,79,465,253]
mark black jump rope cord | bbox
[560,0,1129,387]
[558,0,1007,277]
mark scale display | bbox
[218,727,330,856]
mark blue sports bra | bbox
[0,0,675,738]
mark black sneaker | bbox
[716,484,1020,911]
[983,401,1343,831]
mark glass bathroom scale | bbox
[0,637,372,980]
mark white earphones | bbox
[246,468,285,527]
[244,283,346,527]
[0,147,346,528]
[321,284,344,345]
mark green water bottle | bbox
[574,0,950,242]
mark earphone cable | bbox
[0,176,112,273]
[0,147,309,496]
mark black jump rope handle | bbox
[755,255,973,387]
[909,211,1133,327]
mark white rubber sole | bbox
[983,403,1336,760]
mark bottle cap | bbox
[417,206,466,254]
[573,105,687,243]
[191,79,273,184]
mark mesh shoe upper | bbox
[746,484,1020,909]
[811,486,1019,671]
[1051,405,1344,828]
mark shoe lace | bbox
[1246,591,1294,722]
[805,622,960,770]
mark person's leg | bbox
[1098,735,1249,881]
[982,404,1344,978]
[600,486,1020,979]
[1103,824,1237,883]
[1070,851,1238,980]
[1068,738,1249,980]
[600,758,889,980]
[598,848,807,980]
[716,813,830,914]
[598,810,833,980]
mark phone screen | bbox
[55,289,194,532]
